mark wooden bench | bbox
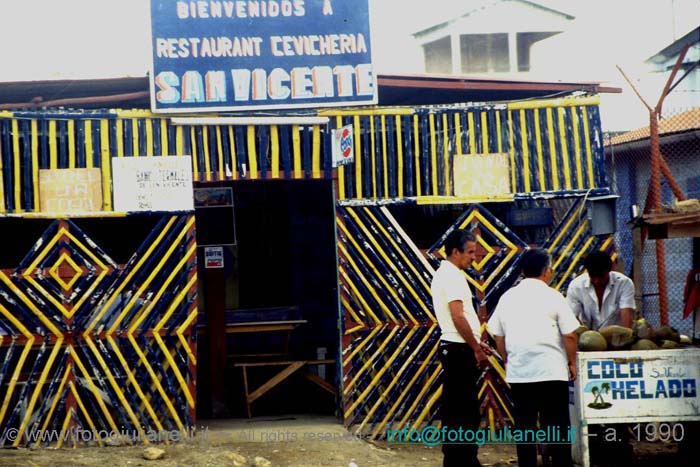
[233,359,336,417]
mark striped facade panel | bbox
[338,202,614,439]
[0,215,197,447]
[0,110,327,214]
[0,97,606,213]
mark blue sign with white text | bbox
[149,0,377,112]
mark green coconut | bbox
[578,330,608,351]
[660,339,680,349]
[574,325,590,336]
[630,339,659,350]
[632,318,655,341]
[600,325,635,349]
[655,326,680,344]
[680,335,692,345]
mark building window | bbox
[423,36,452,74]
[516,32,560,72]
[460,33,509,73]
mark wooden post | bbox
[632,227,643,316]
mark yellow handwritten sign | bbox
[39,168,103,213]
[453,153,511,197]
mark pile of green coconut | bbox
[577,318,692,351]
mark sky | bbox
[0,0,697,130]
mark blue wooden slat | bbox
[361,117,372,198]
[279,125,292,178]
[302,125,311,179]
[323,125,333,179]
[123,119,133,157]
[39,119,49,169]
[258,125,269,180]
[194,126,206,180]
[385,116,397,198]
[19,120,32,211]
[153,119,162,156]
[473,109,483,154]
[58,120,68,168]
[420,113,430,195]
[401,115,413,197]
[435,112,445,195]
[233,126,247,178]
[138,119,147,156]
[76,119,86,168]
[206,126,218,178]
[1,120,14,210]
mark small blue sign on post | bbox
[149,0,377,113]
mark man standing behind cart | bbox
[566,251,635,330]
[567,250,635,466]
[487,248,579,467]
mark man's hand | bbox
[479,341,494,356]
[473,346,489,369]
[568,362,577,382]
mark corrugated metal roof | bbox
[0,73,621,110]
[605,108,700,146]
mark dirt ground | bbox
[0,416,688,467]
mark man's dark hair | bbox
[521,248,551,278]
[444,229,476,257]
[584,251,613,277]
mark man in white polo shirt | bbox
[431,229,488,467]
[487,248,579,467]
[566,251,635,330]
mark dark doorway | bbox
[195,179,339,418]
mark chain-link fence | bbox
[606,106,700,339]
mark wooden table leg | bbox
[240,366,252,418]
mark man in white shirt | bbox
[566,251,635,330]
[431,229,488,467]
[487,248,579,467]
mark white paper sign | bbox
[112,156,194,212]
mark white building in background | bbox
[412,0,574,76]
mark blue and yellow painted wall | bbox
[0,94,614,444]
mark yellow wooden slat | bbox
[582,107,596,187]
[534,109,546,191]
[116,119,124,157]
[246,125,258,179]
[395,115,403,198]
[381,116,388,197]
[413,115,421,197]
[353,116,362,197]
[202,125,212,181]
[31,120,39,208]
[293,124,302,179]
[145,119,154,156]
[369,115,377,197]
[190,126,200,182]
[571,107,584,189]
[160,118,169,155]
[312,124,321,179]
[49,120,58,168]
[520,109,531,192]
[429,113,437,195]
[132,119,139,157]
[558,107,572,189]
[100,119,112,211]
[442,113,450,195]
[216,126,225,181]
[11,120,22,212]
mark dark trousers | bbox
[438,341,481,467]
[510,381,573,467]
